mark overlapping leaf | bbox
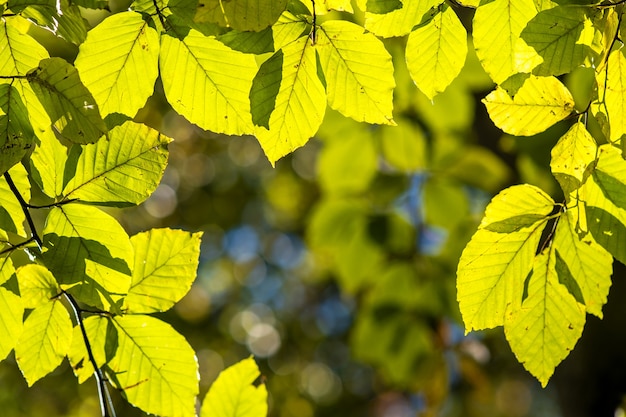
[15,300,72,386]
[0,257,23,362]
[160,30,257,136]
[550,122,597,194]
[594,49,626,143]
[27,57,107,144]
[8,0,89,44]
[0,164,30,236]
[504,249,585,387]
[62,122,170,206]
[457,184,554,331]
[316,20,395,124]
[42,205,133,310]
[195,0,287,31]
[200,357,268,417]
[483,75,575,136]
[364,0,442,38]
[124,229,202,313]
[0,83,34,175]
[75,11,160,118]
[405,4,467,100]
[29,128,68,198]
[16,264,60,308]
[68,315,114,384]
[254,35,326,164]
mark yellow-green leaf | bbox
[271,8,310,51]
[364,0,442,38]
[160,30,257,136]
[473,0,541,83]
[504,249,585,387]
[15,300,72,386]
[29,128,68,199]
[593,144,626,211]
[0,164,30,236]
[406,4,467,99]
[316,20,395,124]
[254,35,326,164]
[195,0,287,31]
[200,357,268,417]
[550,121,597,195]
[0,83,35,176]
[483,75,574,136]
[0,264,23,361]
[124,229,202,314]
[457,184,554,331]
[75,11,160,118]
[16,264,60,309]
[68,316,113,384]
[0,19,48,76]
[594,49,626,144]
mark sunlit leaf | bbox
[550,121,597,195]
[316,20,395,124]
[62,122,171,206]
[16,264,60,309]
[109,315,198,417]
[504,248,585,387]
[124,229,202,314]
[200,357,268,417]
[195,0,287,31]
[15,300,72,386]
[0,257,23,362]
[483,75,575,136]
[406,4,467,99]
[365,0,401,13]
[457,184,554,331]
[30,128,68,199]
[8,0,89,44]
[271,8,309,50]
[593,144,626,211]
[75,11,159,118]
[42,205,133,311]
[0,19,48,76]
[254,35,326,164]
[364,0,442,38]
[594,49,626,143]
[0,83,34,176]
[324,0,354,12]
[0,164,30,236]
[67,316,114,384]
[27,57,107,144]
[160,30,257,136]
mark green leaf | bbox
[124,229,202,314]
[271,8,309,51]
[160,30,257,136]
[406,4,467,100]
[16,264,60,309]
[42,205,133,311]
[323,0,354,12]
[8,0,89,44]
[379,118,427,172]
[594,49,626,144]
[0,83,35,176]
[218,27,274,54]
[366,0,402,13]
[109,315,198,417]
[15,300,72,386]
[254,35,326,164]
[483,75,575,136]
[553,209,612,317]
[423,177,469,228]
[521,5,596,76]
[200,357,268,417]
[194,0,287,31]
[250,49,283,129]
[62,122,171,206]
[457,184,554,331]
[472,0,541,83]
[27,57,107,144]
[0,255,15,285]
[0,19,49,76]
[0,163,30,236]
[0,286,23,361]
[550,121,597,195]
[75,11,159,118]
[316,20,395,124]
[68,316,115,384]
[30,128,68,199]
[592,144,626,211]
[504,248,585,387]
[364,0,442,38]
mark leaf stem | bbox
[64,292,117,417]
[0,237,36,256]
[4,172,42,250]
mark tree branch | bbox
[4,172,42,249]
[64,292,117,417]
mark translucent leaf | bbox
[68,316,116,383]
[0,19,48,76]
[160,30,257,136]
[0,83,35,176]
[324,0,354,12]
[42,205,133,311]
[109,315,198,417]
[316,20,395,124]
[521,6,595,76]
[16,264,60,309]
[550,122,596,195]
[593,144,626,211]
[15,300,72,386]
[62,122,171,206]
[27,57,107,144]
[0,287,23,361]
[271,8,309,51]
[594,49,626,143]
[483,75,575,136]
[457,184,554,331]
[364,0,442,38]
[406,4,467,99]
[30,128,68,198]
[473,0,541,83]
[504,249,585,387]
[365,0,401,13]
[0,164,30,236]
[75,11,159,118]
[254,36,326,164]
[0,255,15,285]
[124,229,202,314]
[380,119,427,172]
[200,357,268,417]
[553,209,612,318]
[8,0,89,44]
[195,0,287,31]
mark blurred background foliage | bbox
[4,4,626,417]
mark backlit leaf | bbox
[0,83,34,176]
[67,316,114,384]
[364,0,442,38]
[16,264,60,309]
[0,258,23,362]
[593,144,626,210]
[483,75,575,136]
[200,357,268,417]
[550,122,597,195]
[594,49,626,143]
[316,20,395,124]
[29,128,68,199]
[0,164,30,236]
[8,0,89,44]
[195,0,287,31]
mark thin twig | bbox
[26,198,78,209]
[64,292,117,417]
[4,172,42,249]
[0,237,36,256]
